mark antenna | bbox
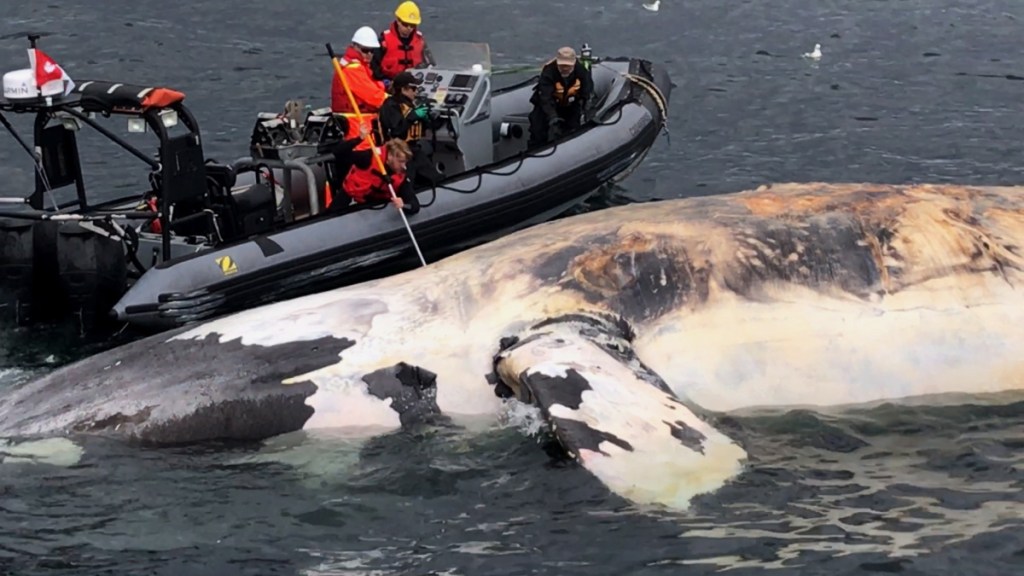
[27,33,41,48]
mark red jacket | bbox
[331,46,387,113]
[342,145,406,203]
[377,23,427,80]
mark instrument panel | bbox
[413,70,480,109]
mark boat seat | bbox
[194,162,244,239]
[228,181,276,236]
[204,162,237,193]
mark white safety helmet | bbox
[351,26,381,49]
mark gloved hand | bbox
[548,116,565,138]
[412,104,430,121]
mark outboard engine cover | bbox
[56,222,127,332]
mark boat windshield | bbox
[427,41,492,72]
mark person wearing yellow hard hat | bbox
[371,1,435,82]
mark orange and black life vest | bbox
[377,100,423,143]
[378,24,426,80]
[342,145,406,203]
[553,77,583,107]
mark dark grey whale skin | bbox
[0,326,354,446]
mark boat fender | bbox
[56,222,128,332]
[0,218,35,325]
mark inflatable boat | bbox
[0,39,671,332]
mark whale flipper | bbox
[493,314,747,510]
[361,362,449,427]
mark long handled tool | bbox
[326,42,427,268]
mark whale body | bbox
[2,182,1023,510]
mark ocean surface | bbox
[2,1,1024,574]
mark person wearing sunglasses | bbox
[372,1,435,82]
[331,26,389,148]
[377,71,441,186]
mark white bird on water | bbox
[803,43,822,60]
[642,0,660,11]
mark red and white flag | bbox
[26,47,75,96]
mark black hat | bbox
[392,71,422,90]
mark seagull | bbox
[642,0,660,11]
[803,43,822,60]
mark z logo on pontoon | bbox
[215,256,238,276]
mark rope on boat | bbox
[615,68,670,142]
[580,64,670,185]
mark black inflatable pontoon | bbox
[0,40,670,332]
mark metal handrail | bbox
[231,154,331,218]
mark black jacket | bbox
[531,61,594,119]
[378,93,422,141]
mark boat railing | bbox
[230,154,329,220]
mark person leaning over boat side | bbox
[527,46,594,148]
[372,1,436,83]
[335,137,421,215]
[332,26,389,147]
[378,70,440,186]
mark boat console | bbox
[408,41,494,177]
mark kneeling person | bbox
[528,46,594,148]
[340,138,420,215]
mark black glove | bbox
[548,116,565,138]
